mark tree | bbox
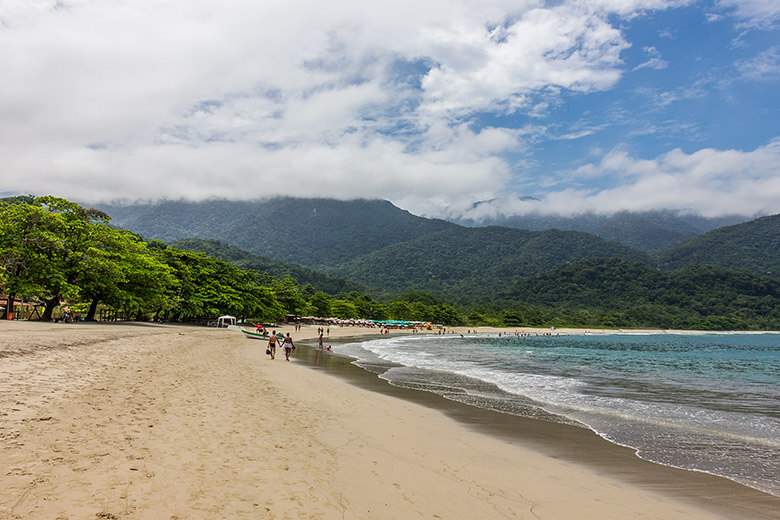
[307,291,332,317]
[77,225,174,321]
[387,300,412,320]
[273,276,306,316]
[0,199,69,318]
[157,248,283,322]
[330,299,358,319]
[36,197,112,320]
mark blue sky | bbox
[1,0,778,220]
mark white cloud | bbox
[633,46,669,71]
[418,5,629,117]
[0,0,756,217]
[529,138,780,217]
[718,0,780,28]
[0,123,518,204]
[717,0,780,26]
[737,46,780,80]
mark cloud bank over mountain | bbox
[1,0,778,218]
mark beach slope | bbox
[0,322,774,519]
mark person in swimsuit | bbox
[282,333,295,361]
[267,330,277,359]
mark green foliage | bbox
[499,258,780,330]
[99,198,456,268]
[0,198,285,322]
[170,238,363,294]
[3,197,778,330]
[76,224,175,320]
[330,299,359,319]
[657,214,780,278]
[0,199,70,310]
[329,226,650,301]
[307,290,332,317]
[157,248,282,321]
[273,276,307,316]
[472,210,742,252]
[0,196,114,316]
[0,195,37,205]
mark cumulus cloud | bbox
[483,138,780,219]
[1,0,775,221]
[418,5,628,116]
[0,0,678,205]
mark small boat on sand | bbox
[241,329,269,340]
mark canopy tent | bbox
[217,315,236,328]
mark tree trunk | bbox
[41,294,60,321]
[85,298,99,321]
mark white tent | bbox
[217,315,236,328]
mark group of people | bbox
[266,330,296,361]
[264,325,333,362]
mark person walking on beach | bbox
[318,331,324,350]
[267,330,277,360]
[282,333,295,361]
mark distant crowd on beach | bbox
[254,323,566,364]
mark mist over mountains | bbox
[98,197,751,258]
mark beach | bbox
[1,322,778,519]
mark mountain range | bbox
[656,214,780,278]
[100,198,455,267]
[451,209,746,252]
[95,198,780,304]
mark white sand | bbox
[0,321,768,519]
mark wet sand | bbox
[1,321,777,519]
[294,334,780,520]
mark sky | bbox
[1,0,779,221]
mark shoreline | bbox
[290,329,780,519]
[1,321,778,519]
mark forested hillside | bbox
[98,198,779,289]
[0,197,459,325]
[328,226,651,300]
[497,258,780,330]
[99,198,456,267]
[170,238,364,294]
[657,214,780,278]
[453,209,744,251]
[3,196,779,330]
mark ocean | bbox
[329,332,780,497]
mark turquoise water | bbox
[332,333,780,496]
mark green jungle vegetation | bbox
[0,197,458,325]
[327,226,650,301]
[493,258,780,330]
[656,213,780,278]
[98,198,456,267]
[2,196,779,330]
[458,209,744,252]
[169,238,364,295]
[99,197,780,283]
